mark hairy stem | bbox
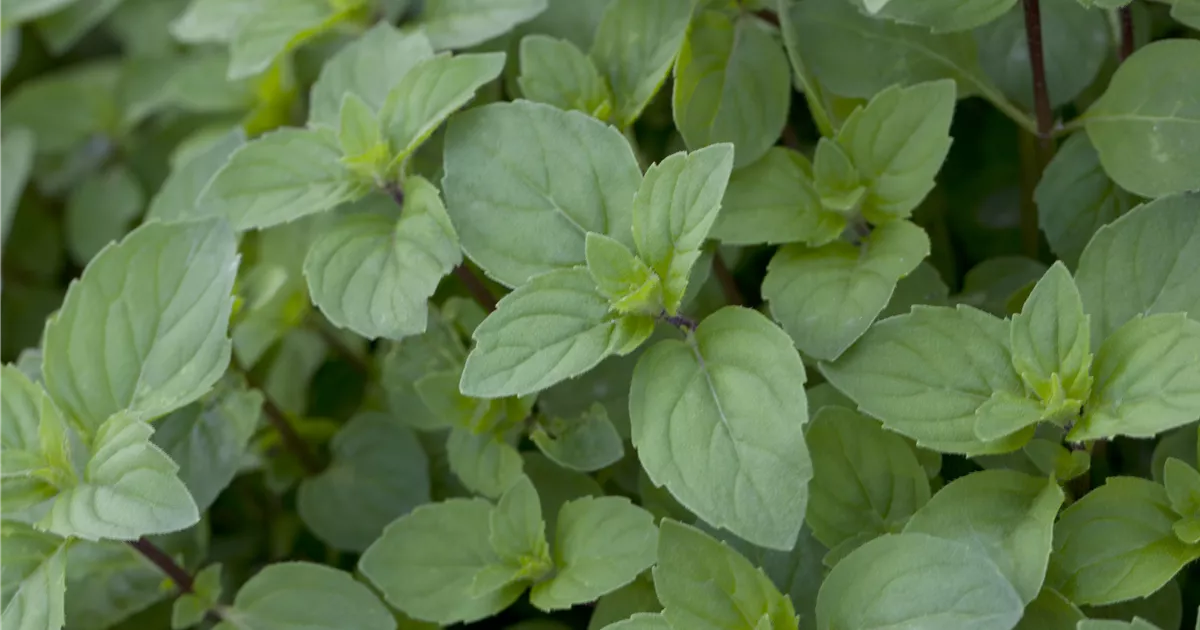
[1118,5,1135,61]
[1020,0,1054,258]
[711,252,744,307]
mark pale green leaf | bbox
[804,406,930,554]
[1,61,119,155]
[214,562,394,630]
[337,93,386,174]
[654,519,796,630]
[812,138,864,214]
[416,368,523,434]
[904,470,1063,603]
[1082,577,1183,630]
[1049,477,1200,605]
[584,232,662,316]
[881,261,951,317]
[1,127,35,246]
[522,451,604,534]
[539,350,639,439]
[33,0,122,54]
[518,35,611,118]
[764,220,930,361]
[1013,588,1084,630]
[1070,314,1200,441]
[531,403,624,472]
[304,176,461,340]
[146,129,246,224]
[380,305,467,431]
[1035,133,1138,268]
[1084,40,1200,198]
[172,564,223,630]
[202,128,369,231]
[447,428,525,499]
[380,52,506,164]
[1011,261,1092,410]
[673,11,790,168]
[590,0,692,127]
[106,0,187,56]
[1074,193,1200,342]
[1078,620,1164,630]
[170,0,257,44]
[867,0,1016,32]
[711,147,844,247]
[1165,458,1200,520]
[64,165,144,266]
[41,413,199,540]
[411,0,547,50]
[460,268,648,398]
[960,256,1048,317]
[152,383,262,512]
[442,100,641,287]
[599,613,670,630]
[226,0,340,80]
[835,80,957,222]
[972,392,1047,443]
[631,306,811,550]
[587,576,661,630]
[1,379,69,513]
[360,499,524,625]
[118,52,256,126]
[490,475,550,574]
[816,532,1025,630]
[820,305,1031,454]
[0,523,67,630]
[297,412,430,552]
[0,0,78,26]
[42,218,238,432]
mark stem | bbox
[711,252,744,307]
[454,265,498,312]
[260,395,323,474]
[1020,0,1054,258]
[307,316,370,376]
[1118,6,1134,62]
[661,312,698,331]
[1018,131,1042,259]
[781,123,801,151]
[128,538,195,593]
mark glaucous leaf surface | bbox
[518,35,611,118]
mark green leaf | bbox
[214,562,394,630]
[590,0,693,127]
[804,406,930,555]
[361,498,524,624]
[152,383,262,512]
[227,0,342,80]
[297,412,430,552]
[1,61,119,155]
[632,144,735,314]
[816,532,1025,630]
[812,138,864,214]
[33,0,122,54]
[442,101,641,287]
[1078,620,1164,630]
[0,366,61,512]
[410,0,547,50]
[974,0,1108,111]
[1084,39,1200,198]
[881,261,950,317]
[531,403,624,472]
[1014,588,1085,630]
[380,52,506,166]
[1010,261,1092,415]
[337,93,388,179]
[172,564,222,630]
[585,232,663,315]
[835,80,956,222]
[599,613,671,630]
[1165,458,1200,522]
[960,256,1048,317]
[1074,193,1200,342]
[64,165,144,266]
[202,128,370,231]
[1070,314,1200,441]
[587,576,661,630]
[1,523,67,630]
[904,470,1063,603]
[1049,477,1200,605]
[821,305,1029,454]
[1,127,35,246]
[522,451,605,534]
[170,0,257,44]
[673,12,790,168]
[447,428,525,499]
[654,520,796,630]
[489,476,551,576]
[631,306,811,551]
[518,35,612,118]
[117,52,256,126]
[763,220,930,361]
[304,176,460,340]
[146,129,246,224]
[0,0,77,26]
[380,305,467,431]
[1034,133,1138,268]
[41,412,199,540]
[42,218,238,432]
[710,147,844,247]
[307,23,434,129]
[866,0,1016,32]
[461,268,649,398]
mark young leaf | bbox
[307,23,434,129]
[631,307,811,551]
[214,562,394,630]
[226,0,341,80]
[585,232,663,315]
[1084,39,1200,198]
[590,0,692,128]
[337,93,387,179]
[816,533,1024,630]
[531,403,624,472]
[820,305,1028,454]
[442,101,641,288]
[1010,261,1092,411]
[804,406,931,555]
[632,144,735,314]
[379,52,506,166]
[460,268,649,398]
[1,127,35,246]
[904,470,1064,603]
[1,523,67,630]
[202,129,370,230]
[763,220,931,361]
[304,175,461,340]
[1164,458,1200,524]
[835,79,957,223]
[380,307,467,431]
[812,138,865,214]
[490,476,551,573]
[42,218,238,432]
[41,412,199,540]
[653,520,797,630]
[1,366,60,512]
[518,35,612,118]
[64,165,143,266]
[710,147,844,247]
[360,499,524,624]
[447,428,525,499]
[171,564,222,630]
[1034,133,1138,268]
[673,12,790,168]
[146,128,246,224]
[410,0,548,50]
[867,0,1016,32]
[1049,477,1200,605]
[1074,193,1200,342]
[297,412,430,552]
[1069,314,1200,441]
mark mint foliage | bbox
[6,1,1200,629]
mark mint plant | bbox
[2,0,1200,629]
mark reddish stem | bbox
[1118,6,1135,62]
[711,252,744,307]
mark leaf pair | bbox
[360,476,657,624]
